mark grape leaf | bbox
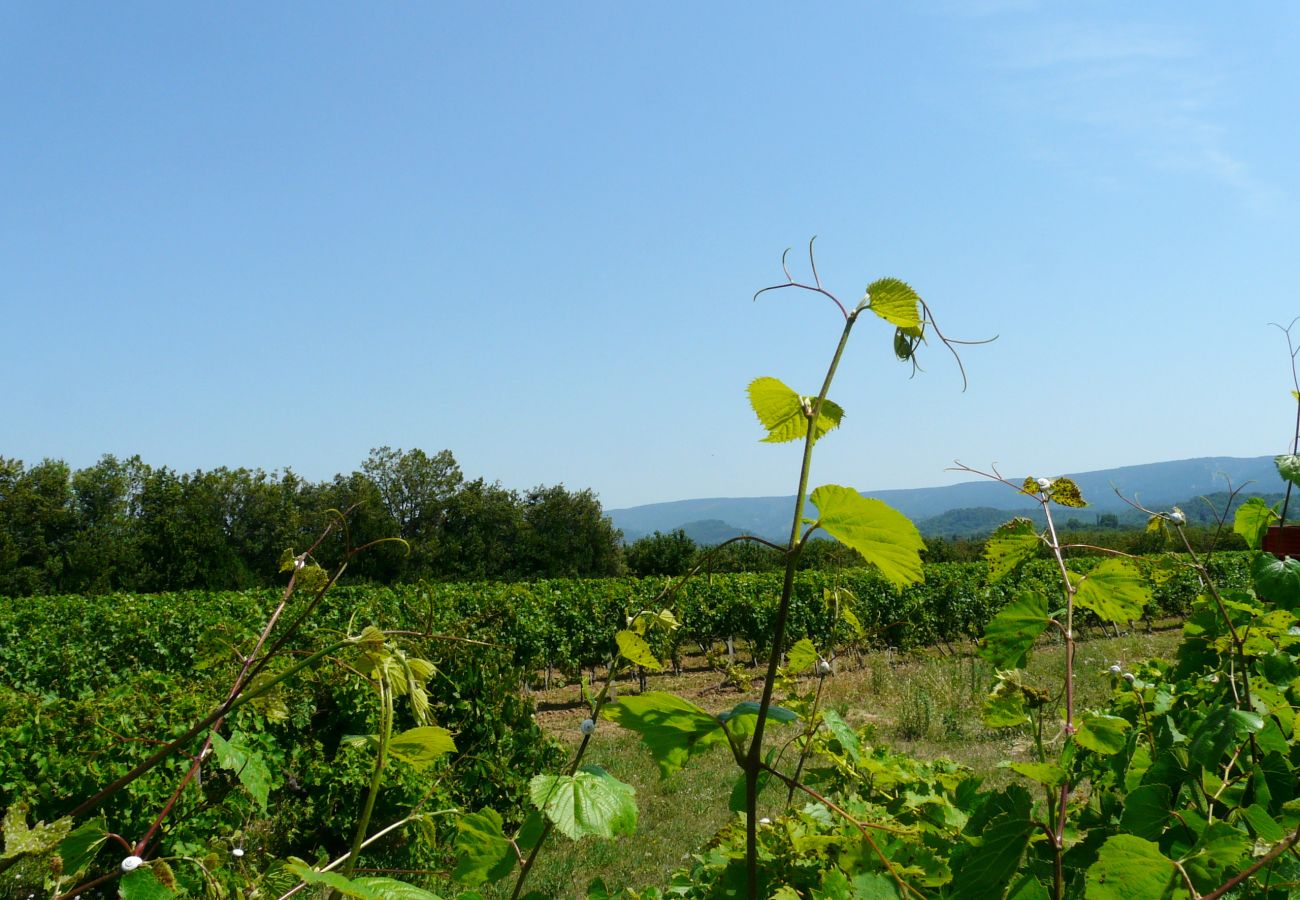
[1085,835,1182,900]
[615,630,663,671]
[979,591,1050,670]
[864,278,923,333]
[747,377,844,444]
[602,692,727,776]
[1074,559,1151,623]
[809,485,924,588]
[985,518,1040,581]
[529,765,637,840]
[452,808,515,886]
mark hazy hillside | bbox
[611,456,1285,542]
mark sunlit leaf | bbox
[388,726,456,771]
[820,709,861,764]
[1,802,72,860]
[1076,712,1130,756]
[747,377,844,444]
[978,591,1050,670]
[210,731,272,811]
[1085,835,1182,900]
[602,692,727,776]
[1253,554,1300,608]
[1074,559,1151,623]
[452,808,515,886]
[1234,497,1277,551]
[1048,477,1086,508]
[1276,454,1300,487]
[809,486,924,588]
[529,765,637,840]
[1008,762,1066,787]
[864,278,923,333]
[119,867,176,900]
[984,518,1040,581]
[615,630,663,671]
[786,638,819,674]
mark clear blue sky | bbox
[4,3,1299,509]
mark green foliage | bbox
[977,590,1050,669]
[529,766,638,841]
[984,518,1041,581]
[601,693,729,777]
[808,486,925,588]
[748,377,846,444]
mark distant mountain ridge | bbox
[609,456,1285,543]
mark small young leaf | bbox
[809,485,924,588]
[1252,554,1300,608]
[984,518,1040,581]
[1075,712,1131,756]
[602,692,727,776]
[785,638,819,674]
[1234,497,1277,551]
[1048,477,1087,508]
[1119,784,1171,841]
[1,802,72,860]
[119,867,176,900]
[864,278,923,332]
[452,808,516,886]
[747,377,844,444]
[1008,762,1066,787]
[820,709,861,764]
[57,816,108,877]
[978,591,1050,670]
[1074,559,1151,623]
[615,630,663,671]
[529,765,637,841]
[388,726,456,771]
[1276,454,1300,487]
[1085,835,1181,900]
[209,731,272,811]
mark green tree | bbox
[436,478,525,580]
[625,529,698,577]
[521,484,624,578]
[0,457,76,594]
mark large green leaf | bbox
[786,638,819,674]
[808,486,924,588]
[285,861,443,899]
[1084,835,1184,899]
[820,709,861,764]
[1074,559,1151,623]
[209,731,272,812]
[948,814,1035,900]
[119,867,176,900]
[984,518,1040,581]
[452,808,516,886]
[1253,553,1300,608]
[978,591,1050,670]
[1,802,71,860]
[529,765,637,841]
[1119,784,1171,841]
[718,701,798,741]
[1076,712,1131,756]
[1234,497,1277,551]
[747,377,844,444]
[58,816,108,877]
[1276,454,1300,487]
[864,278,923,333]
[388,726,456,771]
[615,630,663,671]
[602,692,726,776]
[1008,762,1066,788]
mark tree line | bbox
[0,447,624,596]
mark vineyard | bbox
[3,256,1299,900]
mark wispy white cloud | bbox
[985,20,1273,207]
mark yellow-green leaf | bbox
[747,377,843,444]
[785,638,819,674]
[809,485,924,588]
[1075,559,1151,623]
[985,518,1040,581]
[1048,477,1087,508]
[615,630,663,671]
[388,726,456,771]
[865,278,923,333]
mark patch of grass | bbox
[516,628,1183,895]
